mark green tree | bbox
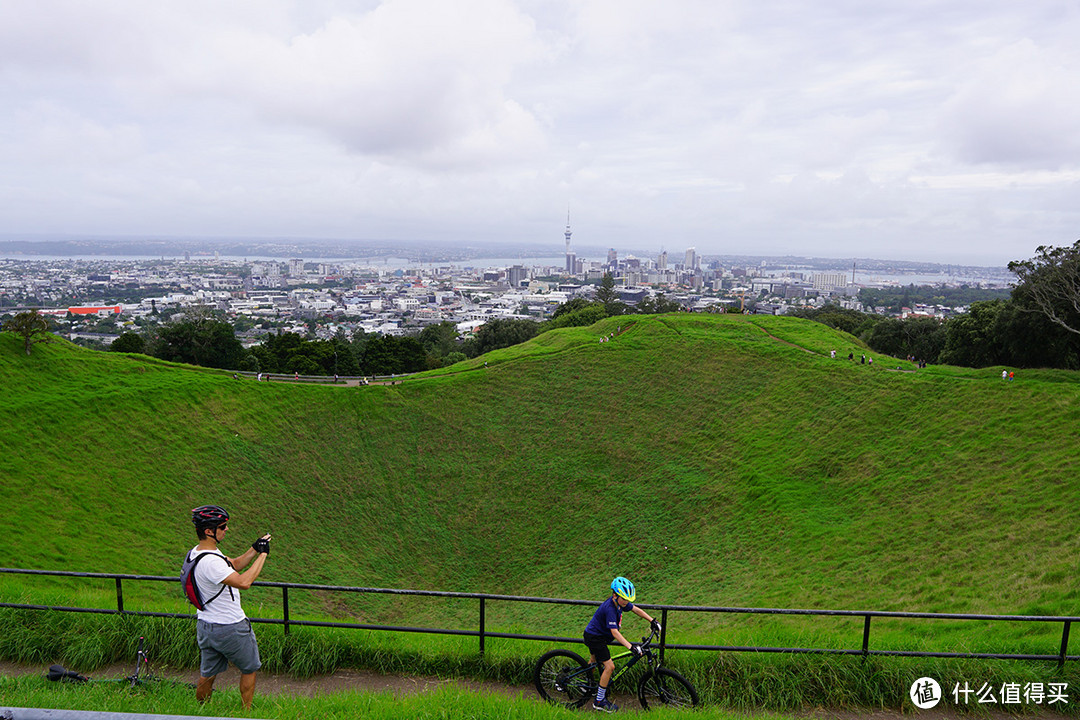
[544,304,608,330]
[147,309,245,369]
[595,273,629,316]
[2,310,51,355]
[1008,239,1080,337]
[469,318,539,357]
[939,301,1008,368]
[636,293,681,314]
[994,298,1080,369]
[249,332,304,373]
[859,284,1008,310]
[596,273,618,306]
[361,334,427,375]
[551,297,595,319]
[862,317,946,363]
[417,322,459,359]
[328,336,359,376]
[442,351,467,367]
[789,304,873,336]
[110,332,145,354]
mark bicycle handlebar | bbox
[638,626,661,654]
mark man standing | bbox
[186,505,271,710]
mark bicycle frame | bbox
[568,628,660,690]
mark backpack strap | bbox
[184,551,236,608]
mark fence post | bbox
[861,615,871,660]
[115,577,124,613]
[283,587,290,636]
[660,609,668,664]
[1059,620,1071,670]
[479,598,486,657]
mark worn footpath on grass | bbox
[1,661,1073,719]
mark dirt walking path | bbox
[4,661,1071,718]
[2,660,1071,716]
[0,661,524,699]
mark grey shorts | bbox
[197,618,261,676]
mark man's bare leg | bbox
[240,672,257,710]
[196,674,216,703]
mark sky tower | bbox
[564,208,575,274]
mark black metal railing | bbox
[2,567,1077,667]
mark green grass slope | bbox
[2,314,1078,653]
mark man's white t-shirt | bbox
[189,547,247,624]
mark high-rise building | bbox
[507,265,528,288]
[684,247,697,270]
[658,250,667,271]
[607,248,618,273]
[812,273,847,293]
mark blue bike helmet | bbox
[611,576,636,602]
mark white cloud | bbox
[166,0,548,167]
[1,0,1080,264]
[939,39,1080,168]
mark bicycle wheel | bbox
[638,667,700,709]
[534,649,596,707]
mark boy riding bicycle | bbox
[583,576,661,712]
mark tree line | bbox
[856,284,1009,314]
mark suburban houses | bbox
[0,252,1011,347]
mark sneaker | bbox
[592,699,619,712]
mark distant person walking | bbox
[1002,370,1008,380]
[830,349,836,359]
[1009,371,1015,381]
[184,505,272,711]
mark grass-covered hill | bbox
[2,313,1079,653]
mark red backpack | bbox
[181,550,234,610]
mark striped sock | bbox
[596,686,607,703]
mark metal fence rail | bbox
[2,567,1077,667]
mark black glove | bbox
[252,537,271,555]
[651,619,662,634]
[631,643,643,657]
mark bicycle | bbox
[534,626,700,709]
[47,636,191,690]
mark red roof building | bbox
[67,305,122,316]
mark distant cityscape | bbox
[0,232,1015,348]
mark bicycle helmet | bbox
[611,576,636,603]
[191,505,230,529]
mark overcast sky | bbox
[2,1,1079,265]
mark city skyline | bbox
[3,2,1079,266]
[0,231,1019,274]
